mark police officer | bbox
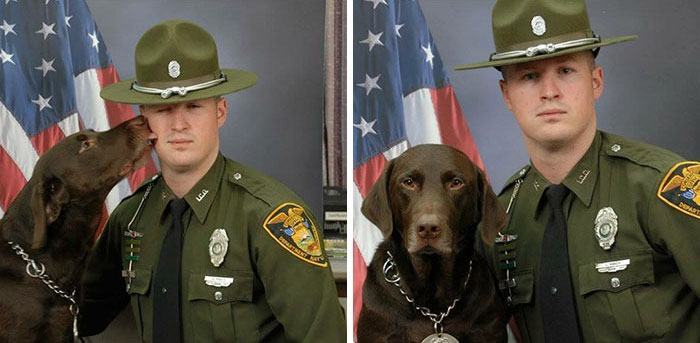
[458,0,700,341]
[78,20,345,342]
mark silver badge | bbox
[594,207,618,250]
[209,229,229,267]
[168,60,181,79]
[531,16,546,36]
[422,333,459,343]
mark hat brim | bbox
[100,68,258,105]
[455,35,637,71]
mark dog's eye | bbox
[79,139,95,154]
[449,177,464,190]
[401,177,417,190]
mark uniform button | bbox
[214,291,223,301]
[233,172,242,180]
[161,287,167,294]
[550,287,558,295]
[611,277,621,288]
[611,144,621,152]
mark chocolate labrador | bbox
[358,144,508,343]
[0,116,153,343]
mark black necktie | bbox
[153,198,188,343]
[538,184,581,342]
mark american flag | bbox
[353,0,485,338]
[0,0,155,227]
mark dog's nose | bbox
[417,215,442,239]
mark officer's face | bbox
[498,52,603,150]
[141,97,227,174]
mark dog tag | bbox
[421,333,459,343]
[494,233,517,244]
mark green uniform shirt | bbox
[80,154,346,342]
[494,131,700,342]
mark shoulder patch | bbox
[262,202,328,267]
[657,161,700,219]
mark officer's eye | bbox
[560,67,574,74]
[521,72,538,81]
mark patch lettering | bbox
[263,203,328,267]
[657,161,700,219]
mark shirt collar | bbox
[157,153,226,224]
[520,131,601,219]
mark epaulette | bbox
[499,165,530,196]
[225,159,291,207]
[602,132,683,173]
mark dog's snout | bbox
[416,215,442,239]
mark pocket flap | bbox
[187,271,254,303]
[578,250,654,296]
[127,267,152,295]
[511,269,534,305]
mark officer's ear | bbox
[215,96,227,127]
[361,160,395,239]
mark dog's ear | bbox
[361,160,394,239]
[30,177,69,250]
[476,167,506,246]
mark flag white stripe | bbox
[403,88,442,146]
[382,140,409,161]
[353,182,384,264]
[74,69,111,131]
[57,112,81,137]
[0,102,39,180]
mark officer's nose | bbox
[171,108,189,131]
[539,73,562,101]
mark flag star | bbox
[395,24,404,38]
[88,31,100,52]
[0,49,15,65]
[356,74,381,96]
[1,20,16,36]
[65,15,72,28]
[364,0,387,9]
[32,94,53,111]
[422,43,435,69]
[35,22,56,40]
[35,58,56,77]
[359,30,384,52]
[354,116,378,137]
[4,0,18,4]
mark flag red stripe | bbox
[353,153,387,198]
[0,146,28,210]
[431,86,485,170]
[352,242,368,341]
[30,124,66,157]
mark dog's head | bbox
[362,144,505,259]
[28,116,154,250]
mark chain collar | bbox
[382,250,473,335]
[7,241,82,341]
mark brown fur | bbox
[358,144,508,343]
[0,117,153,343]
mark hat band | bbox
[131,73,227,99]
[490,37,600,61]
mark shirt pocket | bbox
[127,267,152,341]
[578,250,670,341]
[187,271,256,343]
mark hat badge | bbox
[168,60,181,79]
[531,16,546,36]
